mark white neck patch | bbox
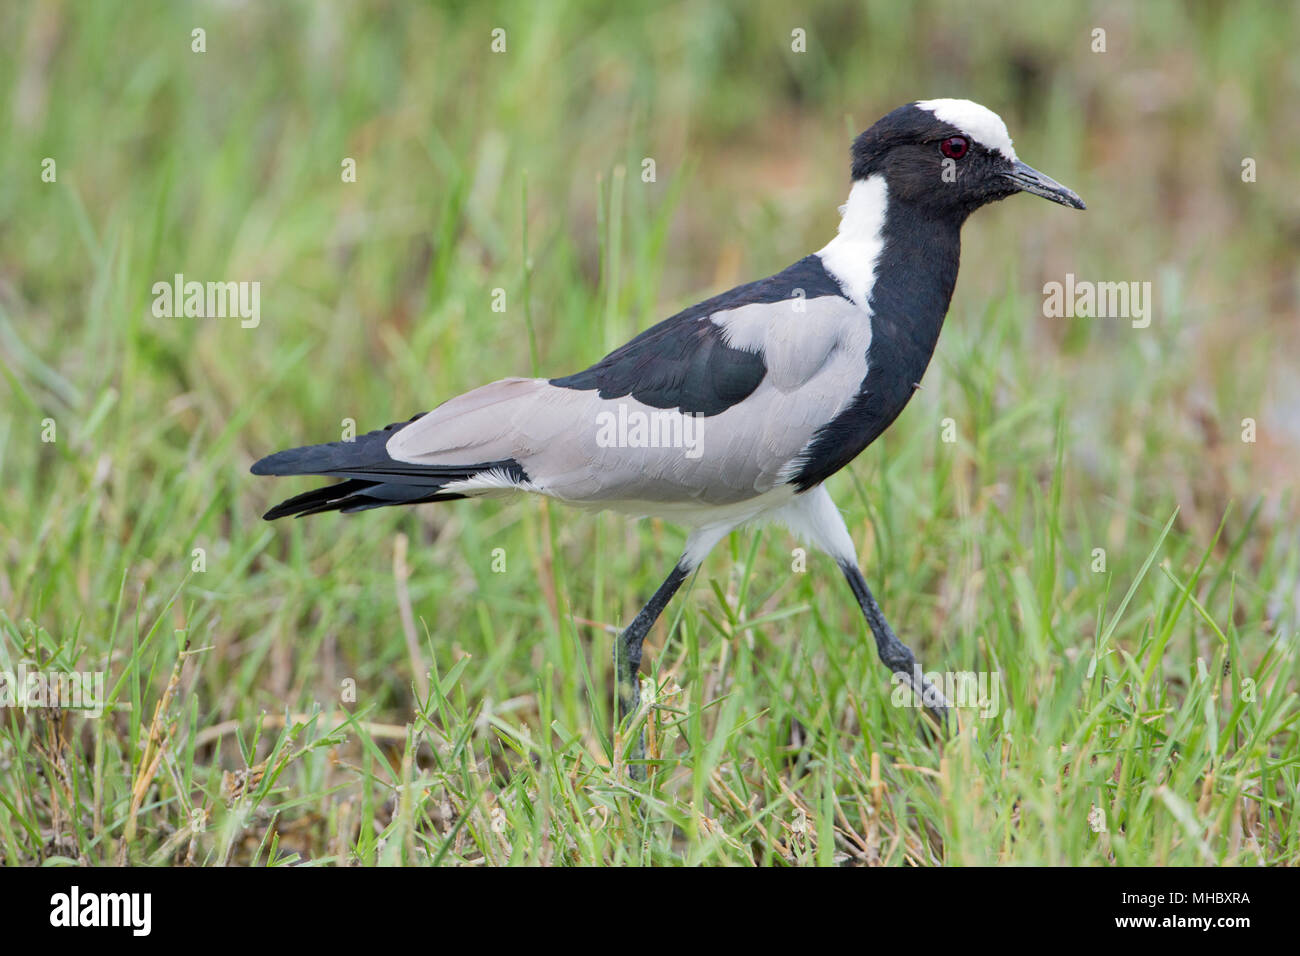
[816,175,888,311]
[915,98,1017,161]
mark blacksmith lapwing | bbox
[253,99,1084,760]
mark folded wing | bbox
[385,293,871,508]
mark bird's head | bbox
[851,99,1085,218]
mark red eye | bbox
[940,136,969,159]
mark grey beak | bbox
[1003,159,1086,210]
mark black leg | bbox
[839,560,951,729]
[614,561,690,776]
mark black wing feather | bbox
[550,255,845,416]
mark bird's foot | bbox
[615,677,649,782]
[625,731,647,782]
[890,663,953,735]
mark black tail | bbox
[251,415,526,519]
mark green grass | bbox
[1,0,1297,866]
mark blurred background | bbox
[1,1,1296,865]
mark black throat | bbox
[790,191,963,490]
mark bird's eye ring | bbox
[940,136,969,160]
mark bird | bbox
[252,99,1084,770]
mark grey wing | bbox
[385,296,871,507]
